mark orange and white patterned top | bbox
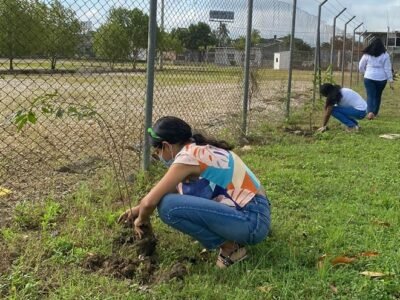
[173,143,261,208]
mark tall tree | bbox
[0,0,37,70]
[280,35,312,53]
[170,27,190,46]
[93,22,129,69]
[233,29,262,50]
[40,0,81,70]
[94,8,149,69]
[159,31,183,53]
[322,36,355,51]
[214,23,230,47]
[109,8,149,69]
[187,22,216,51]
[172,22,216,62]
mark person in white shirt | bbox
[317,83,367,132]
[359,38,394,120]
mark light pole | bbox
[350,22,363,87]
[159,0,165,70]
[286,0,297,118]
[143,0,158,170]
[364,34,372,46]
[313,0,328,104]
[341,16,356,86]
[330,8,347,74]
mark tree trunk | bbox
[51,57,57,70]
[9,57,13,71]
[132,51,138,70]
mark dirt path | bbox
[0,72,312,227]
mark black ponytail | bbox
[149,116,233,150]
[320,83,342,107]
[192,133,233,151]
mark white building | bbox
[273,51,290,70]
[214,47,262,67]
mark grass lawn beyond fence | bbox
[0,83,399,299]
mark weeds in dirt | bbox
[13,198,61,231]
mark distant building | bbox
[361,31,400,69]
[361,31,400,53]
[274,51,290,70]
[214,47,262,67]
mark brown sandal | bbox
[216,246,247,268]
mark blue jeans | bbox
[331,106,366,128]
[157,193,271,249]
[364,78,387,115]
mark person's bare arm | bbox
[136,163,199,221]
[317,105,333,132]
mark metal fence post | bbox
[341,16,355,87]
[330,8,346,75]
[241,0,254,136]
[364,34,372,47]
[286,0,297,119]
[312,0,328,104]
[143,0,158,170]
[357,30,367,85]
[350,22,363,88]
[158,0,165,71]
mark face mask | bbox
[158,144,174,168]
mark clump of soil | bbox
[82,223,201,285]
[154,262,188,283]
[82,224,158,283]
[82,253,150,279]
[113,224,157,257]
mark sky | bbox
[300,0,400,32]
[69,0,400,44]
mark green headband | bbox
[147,127,162,140]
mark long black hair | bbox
[362,38,386,57]
[149,116,233,150]
[320,83,342,107]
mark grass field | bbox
[1,80,399,299]
[0,64,314,213]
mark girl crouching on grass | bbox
[317,83,367,133]
[118,116,270,268]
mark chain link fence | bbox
[0,0,370,221]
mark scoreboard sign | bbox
[209,10,234,22]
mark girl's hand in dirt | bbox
[117,205,140,225]
[134,217,149,239]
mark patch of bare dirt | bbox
[284,126,317,137]
[82,224,158,283]
[81,223,211,285]
[0,71,312,231]
[0,240,18,281]
[82,253,154,282]
[113,224,157,258]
